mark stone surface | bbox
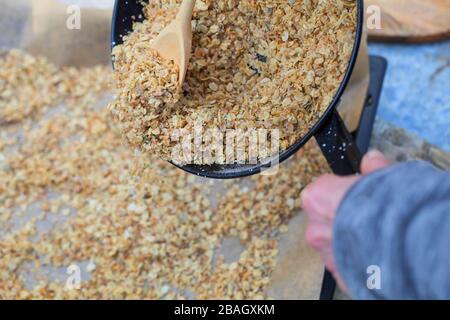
[369,41,450,152]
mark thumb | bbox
[361,150,390,175]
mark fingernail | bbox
[300,188,309,206]
[366,149,383,159]
[301,186,324,216]
[301,187,316,214]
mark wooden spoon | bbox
[151,0,196,85]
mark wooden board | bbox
[367,0,450,43]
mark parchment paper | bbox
[1,0,112,67]
[0,0,325,299]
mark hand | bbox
[301,150,391,293]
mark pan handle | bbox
[315,108,362,175]
[313,108,363,300]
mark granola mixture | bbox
[109,0,357,162]
[0,50,111,124]
[0,50,329,299]
[109,47,181,148]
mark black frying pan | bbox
[111,0,365,298]
[112,0,364,179]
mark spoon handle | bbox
[177,0,196,27]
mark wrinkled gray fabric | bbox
[333,161,450,300]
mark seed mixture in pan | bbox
[109,0,357,162]
[0,50,329,299]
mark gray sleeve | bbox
[333,161,450,300]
